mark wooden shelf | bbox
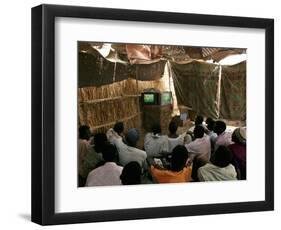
[79,94,140,104]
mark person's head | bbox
[169,121,178,135]
[113,122,124,135]
[101,142,117,162]
[211,146,233,168]
[214,120,226,135]
[170,145,189,172]
[120,161,142,185]
[206,117,215,131]
[125,128,139,147]
[152,123,161,135]
[195,115,204,126]
[93,133,108,153]
[193,125,205,139]
[79,125,91,140]
[232,127,246,145]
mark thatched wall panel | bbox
[78,78,166,133]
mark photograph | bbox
[31,4,273,225]
[77,42,247,187]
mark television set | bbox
[160,91,172,105]
[144,94,155,103]
[142,92,160,105]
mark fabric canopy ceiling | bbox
[78,42,246,88]
[79,42,246,64]
[78,50,166,87]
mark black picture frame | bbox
[31,4,274,225]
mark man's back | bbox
[167,135,184,153]
[215,131,233,150]
[86,162,123,186]
[186,135,211,162]
[144,133,169,157]
[115,139,147,168]
[197,163,237,181]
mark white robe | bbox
[167,135,185,153]
[197,163,237,181]
[144,133,169,158]
[185,135,211,163]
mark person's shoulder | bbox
[210,132,218,139]
[210,131,218,136]
[117,165,123,170]
[227,163,236,170]
[137,148,147,157]
[185,141,192,149]
[145,133,152,138]
[114,137,126,147]
[106,128,113,135]
[200,163,214,170]
[187,138,198,147]
[224,130,233,136]
[113,163,123,171]
[87,166,102,177]
[79,139,89,145]
[130,146,146,155]
[204,134,210,139]
[183,166,192,173]
[178,134,185,140]
[160,135,169,142]
[215,134,224,142]
[151,165,168,174]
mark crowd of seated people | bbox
[78,116,246,187]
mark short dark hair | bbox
[232,131,240,144]
[211,146,233,168]
[206,117,215,131]
[193,125,205,139]
[169,121,178,134]
[214,120,226,135]
[195,115,204,125]
[93,133,108,153]
[152,123,161,135]
[101,143,117,162]
[79,125,91,140]
[113,122,124,135]
[120,161,142,185]
[170,145,189,172]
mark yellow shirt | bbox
[151,166,192,183]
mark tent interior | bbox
[78,42,246,148]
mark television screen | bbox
[161,92,172,105]
[143,93,155,104]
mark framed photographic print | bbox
[31,4,274,225]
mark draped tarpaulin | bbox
[136,60,166,81]
[170,60,246,120]
[171,61,220,119]
[79,52,133,87]
[79,51,166,88]
[220,61,246,120]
